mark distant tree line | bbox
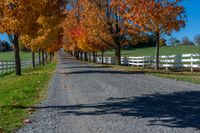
[0,39,32,52]
[125,34,200,49]
[124,35,167,49]
[168,34,200,46]
[0,40,12,52]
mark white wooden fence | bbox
[0,60,33,75]
[95,53,200,71]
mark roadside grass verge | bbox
[94,63,200,84]
[0,61,57,133]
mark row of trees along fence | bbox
[63,0,186,72]
[69,52,200,73]
[0,0,66,75]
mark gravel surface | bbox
[17,51,200,133]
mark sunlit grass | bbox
[0,52,38,61]
[0,60,56,133]
[94,63,200,84]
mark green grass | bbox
[93,63,200,84]
[101,45,200,57]
[0,52,38,61]
[97,45,200,83]
[0,61,57,133]
[152,72,200,84]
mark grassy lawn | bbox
[0,52,38,61]
[0,60,57,133]
[96,45,200,84]
[152,72,200,84]
[94,64,200,84]
[100,45,200,57]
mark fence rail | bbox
[94,53,200,72]
[0,60,38,75]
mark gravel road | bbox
[17,51,200,133]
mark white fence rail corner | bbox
[93,53,200,71]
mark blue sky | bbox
[169,0,200,41]
[0,0,199,43]
[0,33,9,43]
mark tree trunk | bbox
[32,52,35,68]
[101,51,104,64]
[14,35,21,75]
[45,52,48,63]
[93,51,96,63]
[155,33,160,70]
[74,51,77,58]
[38,49,41,65]
[69,51,71,55]
[88,52,91,62]
[77,51,80,59]
[84,52,88,61]
[42,50,45,65]
[74,51,79,59]
[115,42,121,65]
[80,51,83,60]
[50,53,53,62]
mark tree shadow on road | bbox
[2,91,200,130]
[64,70,145,75]
[59,65,112,69]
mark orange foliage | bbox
[0,0,66,52]
[62,0,113,53]
[111,0,186,36]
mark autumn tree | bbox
[63,0,113,62]
[112,0,186,70]
[181,36,193,45]
[78,0,113,62]
[0,0,66,75]
[0,0,44,75]
[62,9,80,56]
[159,38,166,46]
[194,34,200,46]
[169,37,180,46]
[102,0,128,65]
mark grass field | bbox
[93,64,200,84]
[100,45,200,57]
[0,60,56,133]
[0,52,38,61]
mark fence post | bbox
[148,56,151,68]
[0,62,1,75]
[175,54,181,69]
[191,54,194,73]
[131,57,134,67]
[8,62,11,72]
[0,59,33,75]
[42,50,45,65]
[143,57,145,68]
[38,49,41,66]
[2,62,4,73]
[165,56,168,71]
[13,61,15,71]
[45,52,48,63]
[32,52,35,68]
[5,62,7,74]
